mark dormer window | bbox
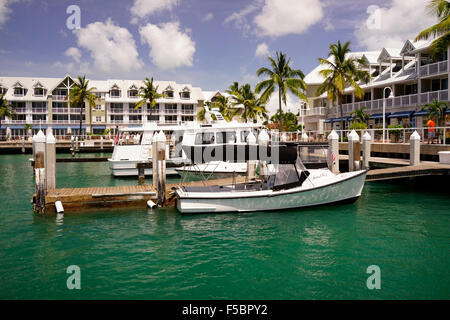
[14,87,25,96]
[180,88,190,99]
[128,89,139,97]
[110,89,121,98]
[0,87,6,95]
[34,88,44,96]
[165,90,174,98]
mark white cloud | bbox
[224,0,263,36]
[0,0,21,29]
[254,0,324,37]
[202,12,214,22]
[139,21,196,70]
[65,47,81,63]
[73,18,143,73]
[354,0,437,50]
[130,0,179,22]
[266,92,299,116]
[255,42,270,58]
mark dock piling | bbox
[410,131,421,166]
[327,130,339,174]
[45,131,56,190]
[348,130,360,171]
[247,131,257,180]
[362,132,372,170]
[33,130,46,214]
[100,136,104,150]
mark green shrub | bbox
[349,121,367,130]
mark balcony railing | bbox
[52,95,66,101]
[32,120,47,124]
[108,109,124,114]
[128,108,142,113]
[52,108,69,113]
[31,108,47,113]
[419,60,448,77]
[164,109,178,114]
[181,109,194,114]
[10,120,27,124]
[164,120,178,124]
[330,89,449,115]
[128,120,142,124]
[52,120,70,124]
[110,120,124,123]
[13,108,27,113]
[69,108,85,113]
[305,107,327,116]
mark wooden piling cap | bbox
[327,130,339,140]
[33,130,46,143]
[410,130,421,140]
[46,131,56,144]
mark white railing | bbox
[128,108,142,113]
[52,120,70,124]
[52,95,66,101]
[181,109,195,114]
[419,60,448,77]
[305,107,327,116]
[52,108,69,113]
[13,108,27,113]
[31,108,47,113]
[128,120,142,124]
[273,126,450,145]
[108,108,124,114]
[164,109,178,114]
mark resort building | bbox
[0,75,204,138]
[302,39,450,135]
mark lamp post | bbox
[382,87,393,143]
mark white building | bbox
[0,75,205,138]
[302,39,449,135]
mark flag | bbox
[331,151,336,162]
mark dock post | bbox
[21,136,25,153]
[138,163,145,185]
[34,130,46,214]
[410,131,421,166]
[247,131,257,180]
[100,136,104,150]
[71,136,75,157]
[327,130,339,174]
[152,132,158,188]
[45,131,56,190]
[362,132,372,170]
[155,131,166,206]
[301,132,308,142]
[348,130,360,171]
[257,129,270,179]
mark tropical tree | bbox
[225,82,240,95]
[197,104,207,122]
[268,111,302,132]
[135,77,166,120]
[66,76,97,138]
[351,107,370,125]
[415,0,450,58]
[206,95,240,122]
[255,51,307,129]
[316,41,370,137]
[0,94,15,138]
[229,83,267,123]
[425,99,447,126]
[24,123,32,138]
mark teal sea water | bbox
[0,153,449,300]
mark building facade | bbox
[0,75,205,138]
[302,39,450,135]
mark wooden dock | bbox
[41,176,247,213]
[366,163,450,181]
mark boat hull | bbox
[108,159,180,176]
[176,170,367,213]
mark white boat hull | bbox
[108,159,180,176]
[176,170,367,213]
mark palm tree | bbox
[255,51,307,129]
[228,83,264,123]
[206,95,240,122]
[66,76,97,138]
[351,107,370,125]
[316,41,370,137]
[415,0,450,58]
[225,82,240,95]
[197,104,207,122]
[0,94,15,139]
[135,77,166,121]
[425,99,447,127]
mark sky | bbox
[0,0,437,113]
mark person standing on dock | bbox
[426,117,436,144]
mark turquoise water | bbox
[0,154,449,299]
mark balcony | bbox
[419,60,448,77]
[164,120,178,124]
[164,109,178,114]
[305,107,326,116]
[128,108,142,113]
[181,109,195,114]
[13,108,27,113]
[52,108,69,113]
[52,95,66,101]
[335,89,449,115]
[128,120,142,124]
[10,120,27,124]
[70,108,85,114]
[108,109,124,114]
[31,108,47,113]
[110,120,123,123]
[32,120,47,124]
[52,120,70,124]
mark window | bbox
[165,90,174,98]
[95,105,102,110]
[110,103,123,111]
[165,115,177,123]
[12,101,26,109]
[14,88,24,96]
[165,104,177,112]
[110,115,123,122]
[181,91,190,99]
[53,89,68,96]
[0,87,6,95]
[95,116,102,122]
[195,132,215,145]
[148,115,159,121]
[70,115,85,121]
[52,114,68,121]
[32,102,47,109]
[181,116,194,122]
[405,84,418,95]
[128,90,138,97]
[182,104,194,113]
[129,115,142,121]
[110,89,121,97]
[34,88,44,96]
[32,114,46,121]
[216,131,236,144]
[147,103,159,112]
[95,92,102,98]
